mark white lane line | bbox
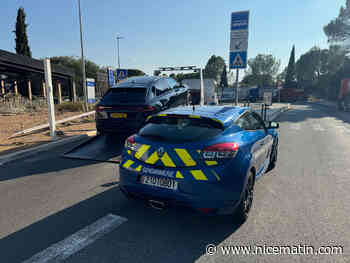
[22,214,127,263]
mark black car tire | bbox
[267,140,278,172]
[234,171,255,223]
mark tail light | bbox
[95,105,112,112]
[125,135,137,151]
[95,105,111,119]
[142,105,155,112]
[202,143,239,160]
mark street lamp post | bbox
[78,0,88,112]
[116,36,123,69]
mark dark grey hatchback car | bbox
[95,76,189,135]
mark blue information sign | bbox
[107,68,115,86]
[229,11,249,69]
[116,69,128,81]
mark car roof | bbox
[159,106,248,128]
[112,76,160,88]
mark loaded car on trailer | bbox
[95,76,190,135]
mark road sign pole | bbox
[235,69,239,106]
[44,58,56,140]
[78,0,88,112]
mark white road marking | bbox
[22,214,127,263]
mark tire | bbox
[267,140,278,172]
[234,171,255,223]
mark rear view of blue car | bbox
[119,106,279,222]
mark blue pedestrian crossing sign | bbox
[229,11,249,69]
[116,69,128,81]
[230,51,247,69]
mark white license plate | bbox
[141,176,178,190]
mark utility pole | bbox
[235,69,239,106]
[116,36,123,69]
[78,0,88,112]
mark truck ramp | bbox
[63,135,125,163]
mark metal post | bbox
[200,68,204,106]
[78,0,88,112]
[72,81,77,102]
[235,69,239,106]
[42,81,46,98]
[44,58,56,140]
[116,36,123,69]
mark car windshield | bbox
[139,116,223,143]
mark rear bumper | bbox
[96,119,144,134]
[119,166,244,214]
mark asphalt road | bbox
[0,103,349,263]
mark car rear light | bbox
[199,208,213,214]
[125,135,137,151]
[142,105,155,112]
[202,143,239,160]
[95,105,112,112]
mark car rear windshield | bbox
[101,88,147,104]
[139,116,223,143]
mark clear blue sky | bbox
[0,0,345,75]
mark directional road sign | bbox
[229,11,250,69]
[116,69,128,81]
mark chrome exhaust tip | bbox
[149,200,166,210]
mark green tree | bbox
[324,0,350,52]
[14,7,32,57]
[203,55,226,82]
[285,45,296,88]
[243,54,280,86]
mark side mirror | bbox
[266,121,279,129]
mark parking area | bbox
[0,103,349,263]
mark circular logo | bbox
[157,147,165,158]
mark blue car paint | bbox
[119,106,278,214]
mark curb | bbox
[0,131,97,166]
[268,105,289,121]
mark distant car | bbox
[119,106,279,222]
[95,76,189,135]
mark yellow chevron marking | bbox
[134,144,150,159]
[135,165,142,172]
[175,148,196,166]
[189,115,201,119]
[158,114,167,117]
[160,152,176,167]
[145,151,159,164]
[127,150,131,155]
[123,160,134,168]
[176,171,184,179]
[190,170,208,181]
[205,160,218,166]
[146,116,152,121]
[212,170,221,181]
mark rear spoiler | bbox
[145,114,225,129]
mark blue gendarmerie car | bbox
[119,106,279,222]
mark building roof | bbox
[0,49,74,78]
